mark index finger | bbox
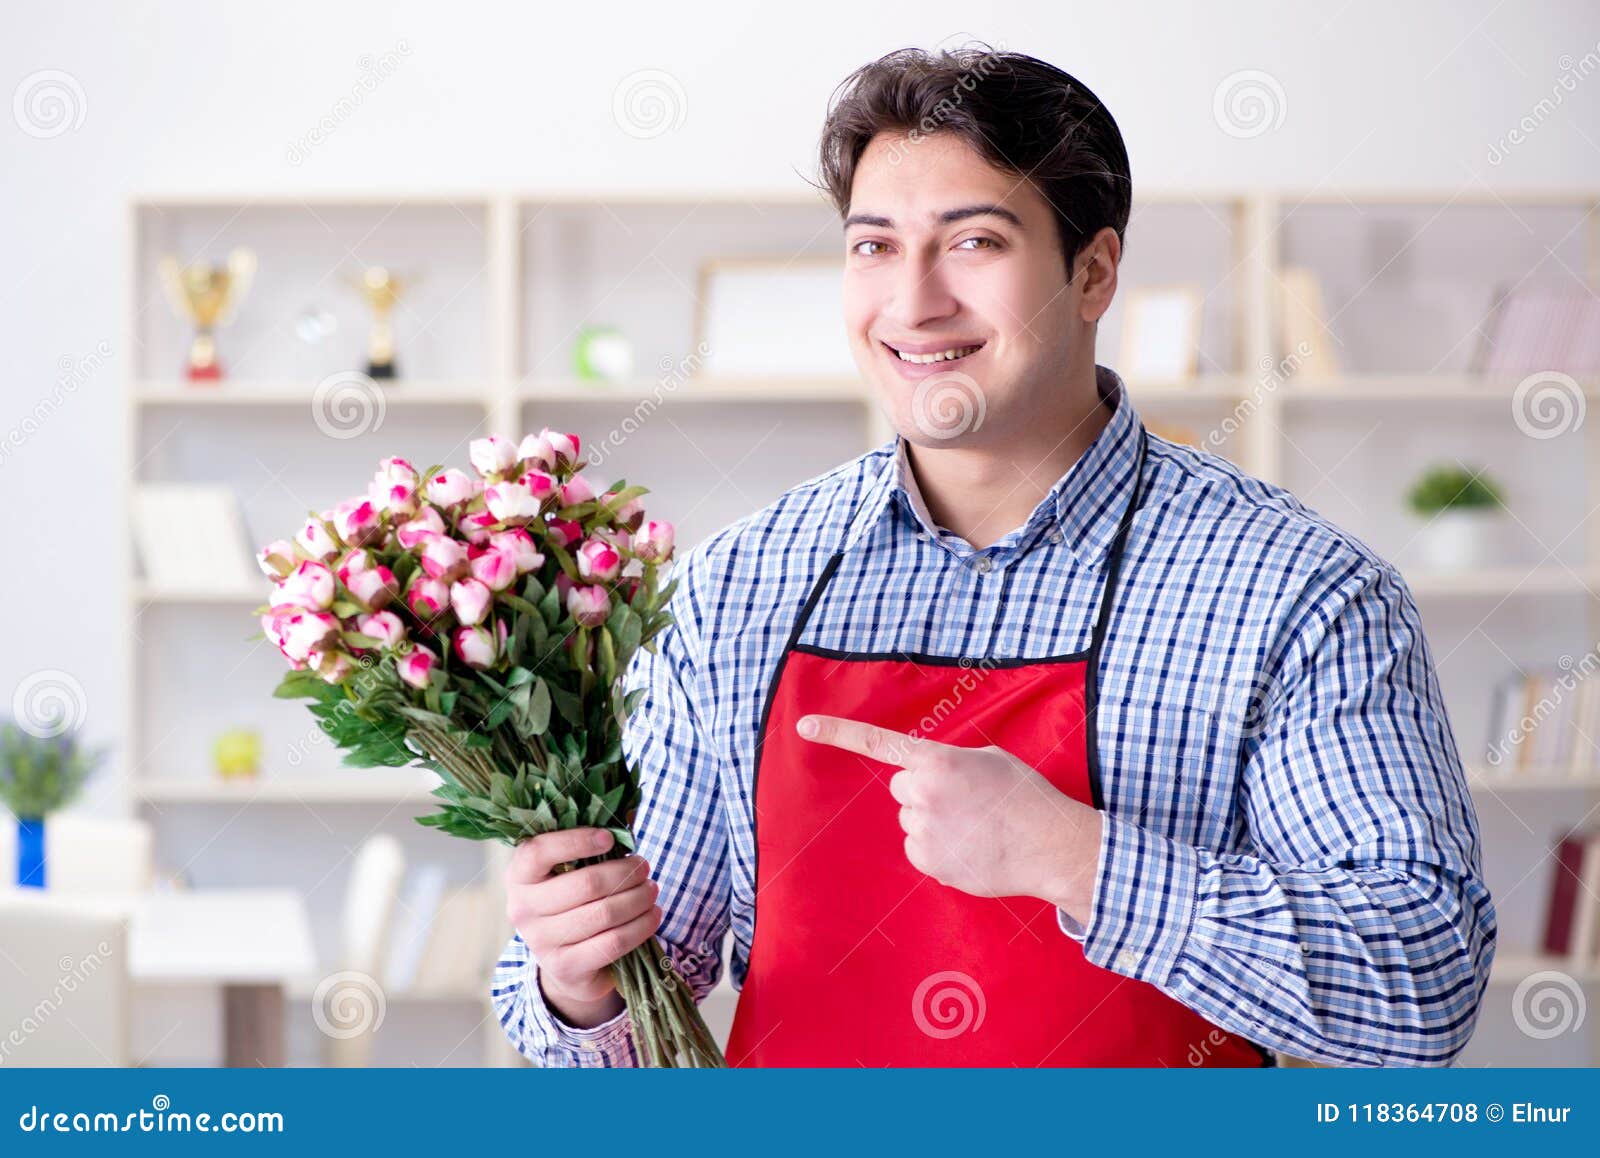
[507,827,616,883]
[796,713,941,766]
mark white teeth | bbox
[893,344,981,364]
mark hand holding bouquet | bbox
[255,431,724,1067]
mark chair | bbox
[0,900,130,1065]
[324,834,406,1066]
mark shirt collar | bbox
[841,364,1144,568]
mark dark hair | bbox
[816,44,1132,277]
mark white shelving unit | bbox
[122,188,1600,1065]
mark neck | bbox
[904,368,1114,550]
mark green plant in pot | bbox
[1405,463,1506,573]
[0,722,103,888]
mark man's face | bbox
[841,130,1100,448]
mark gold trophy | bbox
[351,266,406,379]
[159,249,256,382]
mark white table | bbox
[3,888,315,1066]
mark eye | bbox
[850,239,891,258]
[955,236,998,251]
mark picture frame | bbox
[1118,284,1204,383]
[132,483,259,593]
[692,256,857,381]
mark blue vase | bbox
[16,817,45,889]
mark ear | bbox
[1073,226,1122,324]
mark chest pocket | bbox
[1096,696,1237,846]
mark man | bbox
[493,46,1495,1067]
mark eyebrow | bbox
[843,204,1025,232]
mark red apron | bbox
[726,430,1269,1067]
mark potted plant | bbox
[0,722,102,888]
[1406,463,1506,572]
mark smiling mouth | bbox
[882,341,985,365]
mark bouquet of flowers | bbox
[255,430,724,1067]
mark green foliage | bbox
[1406,464,1504,516]
[0,723,104,819]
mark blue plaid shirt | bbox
[493,365,1495,1067]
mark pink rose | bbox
[469,545,518,592]
[398,647,436,689]
[484,481,542,525]
[517,432,556,472]
[406,575,451,623]
[296,516,340,561]
[269,607,340,663]
[344,563,398,611]
[458,509,500,544]
[489,529,544,575]
[453,623,499,669]
[418,535,469,583]
[396,507,446,549]
[542,428,581,469]
[256,539,298,579]
[367,478,419,519]
[358,610,406,649]
[307,646,357,685]
[567,584,611,628]
[425,468,475,508]
[575,538,622,584]
[469,435,519,477]
[605,490,645,532]
[450,578,493,626]
[375,456,419,488]
[559,474,596,507]
[633,519,675,563]
[271,561,335,611]
[332,498,383,547]
[546,518,582,548]
[520,469,558,505]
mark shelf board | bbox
[134,773,442,804]
[1282,375,1600,401]
[134,584,263,605]
[134,382,490,407]
[1467,767,1600,791]
[519,376,869,403]
[1486,953,1600,986]
[1402,567,1596,597]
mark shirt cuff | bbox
[1066,811,1202,988]
[526,961,634,1063]
[1055,810,1111,942]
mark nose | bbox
[884,250,959,332]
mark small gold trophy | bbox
[351,266,406,379]
[159,249,256,382]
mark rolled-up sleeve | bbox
[1066,562,1496,1066]
[492,550,733,1066]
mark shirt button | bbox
[915,531,930,542]
[1048,529,1064,545]
[973,556,994,574]
[1116,950,1139,972]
